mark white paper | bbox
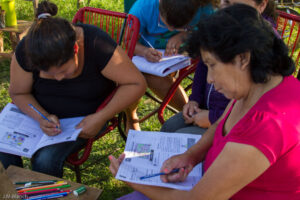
[0,103,83,158]
[132,50,191,77]
[116,130,202,191]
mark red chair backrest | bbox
[67,8,140,173]
[72,7,140,59]
[276,10,300,77]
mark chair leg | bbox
[145,91,178,113]
[118,112,127,141]
[75,165,82,183]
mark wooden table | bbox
[5,166,102,200]
[0,20,32,59]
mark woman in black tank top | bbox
[0,0,146,178]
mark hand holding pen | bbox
[160,153,195,183]
[29,104,61,136]
[140,34,162,62]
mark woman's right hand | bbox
[143,48,162,62]
[160,153,195,183]
[182,101,199,123]
[39,114,61,136]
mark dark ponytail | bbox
[35,0,57,18]
[25,0,76,71]
[271,37,295,76]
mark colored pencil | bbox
[18,183,68,193]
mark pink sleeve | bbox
[227,112,287,165]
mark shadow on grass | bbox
[63,130,132,200]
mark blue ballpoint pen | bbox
[140,168,180,180]
[24,192,69,200]
[28,104,60,129]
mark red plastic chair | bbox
[276,10,300,77]
[66,7,140,183]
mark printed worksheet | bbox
[0,103,83,158]
[116,130,202,191]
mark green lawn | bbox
[0,1,177,199]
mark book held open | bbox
[132,50,191,77]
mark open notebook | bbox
[132,50,191,77]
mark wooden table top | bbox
[0,20,32,33]
[6,165,103,200]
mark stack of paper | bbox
[116,130,202,191]
[132,50,191,77]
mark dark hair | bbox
[184,4,294,83]
[159,0,212,28]
[256,0,277,22]
[25,0,76,71]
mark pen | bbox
[140,168,180,180]
[16,183,55,190]
[28,104,60,129]
[17,181,64,190]
[140,34,154,49]
[15,180,58,185]
[18,184,71,193]
[24,191,69,200]
[18,188,61,196]
[18,182,68,193]
[25,190,71,198]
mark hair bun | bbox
[36,0,58,18]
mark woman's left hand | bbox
[165,32,186,56]
[76,113,105,139]
[109,153,126,177]
[192,108,211,128]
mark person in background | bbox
[126,0,214,131]
[110,4,300,199]
[220,0,278,32]
[160,61,230,135]
[0,0,146,177]
[161,0,277,135]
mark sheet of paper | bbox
[0,104,43,157]
[132,50,191,77]
[116,130,202,191]
[0,103,83,158]
[36,117,83,150]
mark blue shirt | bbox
[129,0,213,49]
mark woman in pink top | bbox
[109,4,300,199]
